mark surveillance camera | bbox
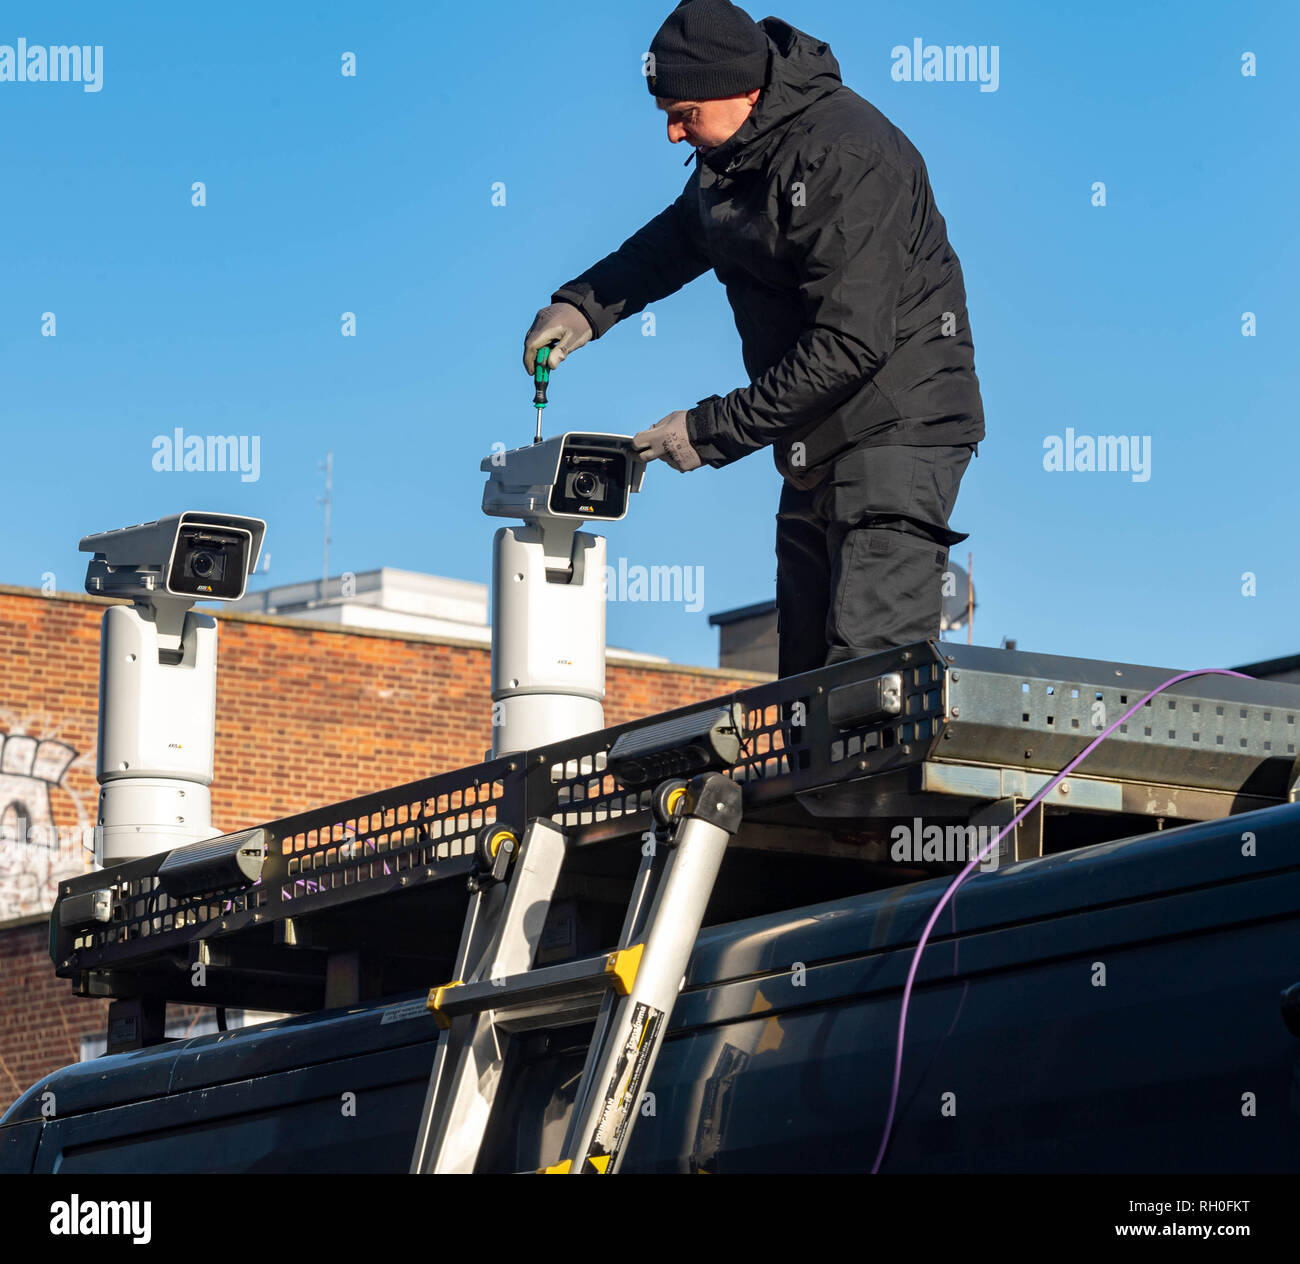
[80,512,266,865]
[81,512,266,604]
[482,433,644,524]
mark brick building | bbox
[0,582,765,1109]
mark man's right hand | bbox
[522,302,593,374]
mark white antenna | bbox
[318,452,333,597]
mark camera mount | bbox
[481,434,645,757]
[80,512,265,865]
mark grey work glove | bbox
[522,302,593,373]
[632,411,702,473]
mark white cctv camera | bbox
[481,435,645,759]
[81,511,265,605]
[481,433,644,526]
[79,511,266,866]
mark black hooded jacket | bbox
[552,18,985,488]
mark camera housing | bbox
[482,433,644,524]
[482,432,645,758]
[81,511,266,604]
[550,439,635,519]
[79,511,265,865]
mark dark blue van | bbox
[6,802,1300,1174]
[6,643,1300,1173]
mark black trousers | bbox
[775,443,976,678]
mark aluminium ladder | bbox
[410,770,743,1174]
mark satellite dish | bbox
[940,561,975,631]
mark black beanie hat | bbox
[646,0,769,101]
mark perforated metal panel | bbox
[942,644,1299,793]
[539,691,815,835]
[57,760,520,972]
[527,645,950,843]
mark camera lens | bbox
[191,552,215,577]
[572,471,599,499]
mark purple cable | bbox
[869,666,1253,1174]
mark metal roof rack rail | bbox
[50,639,1300,1053]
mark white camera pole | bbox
[481,434,644,759]
[93,597,222,866]
[81,513,265,866]
[490,519,607,757]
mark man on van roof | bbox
[524,0,983,677]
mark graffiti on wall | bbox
[0,716,94,922]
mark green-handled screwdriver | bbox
[532,346,550,444]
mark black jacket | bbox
[553,18,985,488]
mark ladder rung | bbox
[428,944,643,1029]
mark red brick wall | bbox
[0,586,766,1109]
[210,605,759,828]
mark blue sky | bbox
[1,0,1296,672]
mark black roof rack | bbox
[51,639,1300,1047]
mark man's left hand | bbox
[632,411,702,472]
